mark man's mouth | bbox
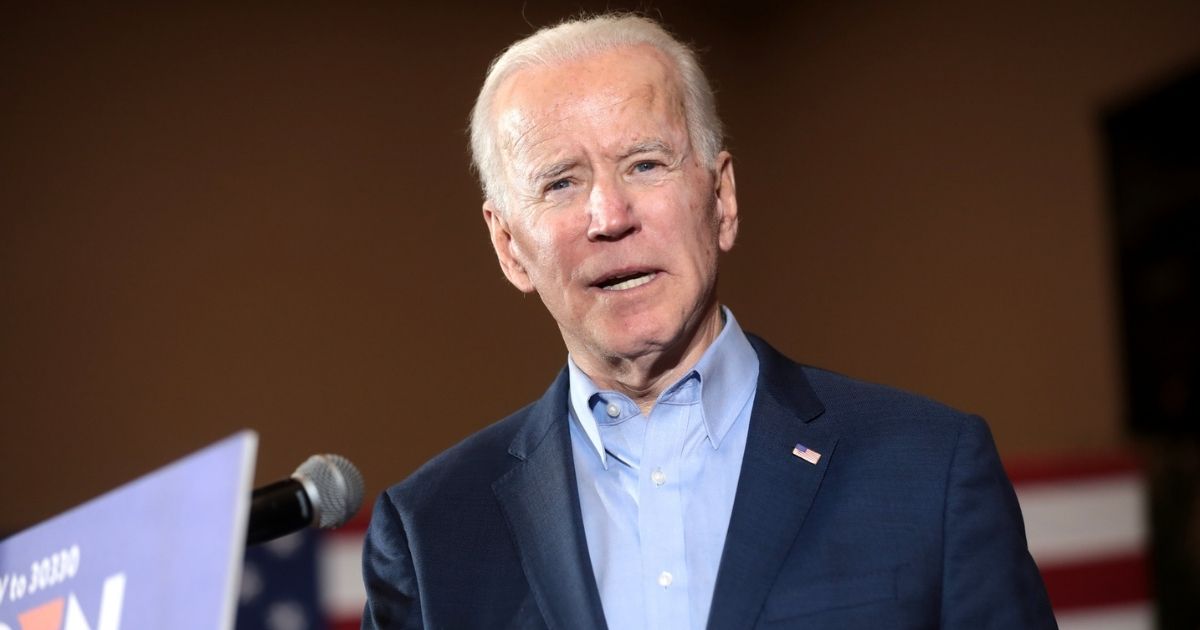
[595,271,657,291]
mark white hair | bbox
[468,13,724,212]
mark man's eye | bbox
[546,179,571,192]
[633,161,659,173]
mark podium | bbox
[0,432,258,630]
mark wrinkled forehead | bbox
[491,46,688,168]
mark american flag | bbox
[236,523,364,630]
[792,443,822,465]
[1009,456,1151,630]
[236,454,1151,629]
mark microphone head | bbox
[293,454,365,529]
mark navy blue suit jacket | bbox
[362,336,1056,629]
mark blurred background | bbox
[2,1,1198,628]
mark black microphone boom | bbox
[246,454,365,546]
[247,479,314,545]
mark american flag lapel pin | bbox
[792,443,821,465]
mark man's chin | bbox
[584,321,686,363]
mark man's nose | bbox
[585,177,639,241]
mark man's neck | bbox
[568,305,726,415]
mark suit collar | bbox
[707,334,838,630]
[746,333,825,423]
[493,368,609,630]
[504,367,569,461]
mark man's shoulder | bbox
[380,370,565,516]
[383,402,529,500]
[802,364,970,419]
[751,334,977,437]
[792,362,988,463]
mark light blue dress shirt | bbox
[567,307,760,630]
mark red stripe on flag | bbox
[1040,552,1151,610]
[328,512,371,537]
[1005,454,1141,485]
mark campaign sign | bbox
[0,431,257,630]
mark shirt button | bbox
[606,402,620,418]
[651,468,667,486]
[658,571,673,587]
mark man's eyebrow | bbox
[529,160,576,185]
[619,140,674,160]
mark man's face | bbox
[483,45,738,364]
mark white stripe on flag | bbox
[1015,473,1146,564]
[319,533,369,619]
[1056,602,1154,630]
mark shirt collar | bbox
[567,306,760,467]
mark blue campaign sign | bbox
[0,431,257,630]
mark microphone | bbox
[246,454,365,545]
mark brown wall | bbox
[3,1,1199,534]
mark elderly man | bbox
[362,14,1056,630]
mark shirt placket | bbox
[638,396,693,629]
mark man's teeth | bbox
[602,273,655,291]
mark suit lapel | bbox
[707,336,838,630]
[492,370,608,630]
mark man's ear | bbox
[713,151,739,252]
[482,200,536,293]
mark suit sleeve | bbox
[361,491,424,629]
[939,415,1058,629]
